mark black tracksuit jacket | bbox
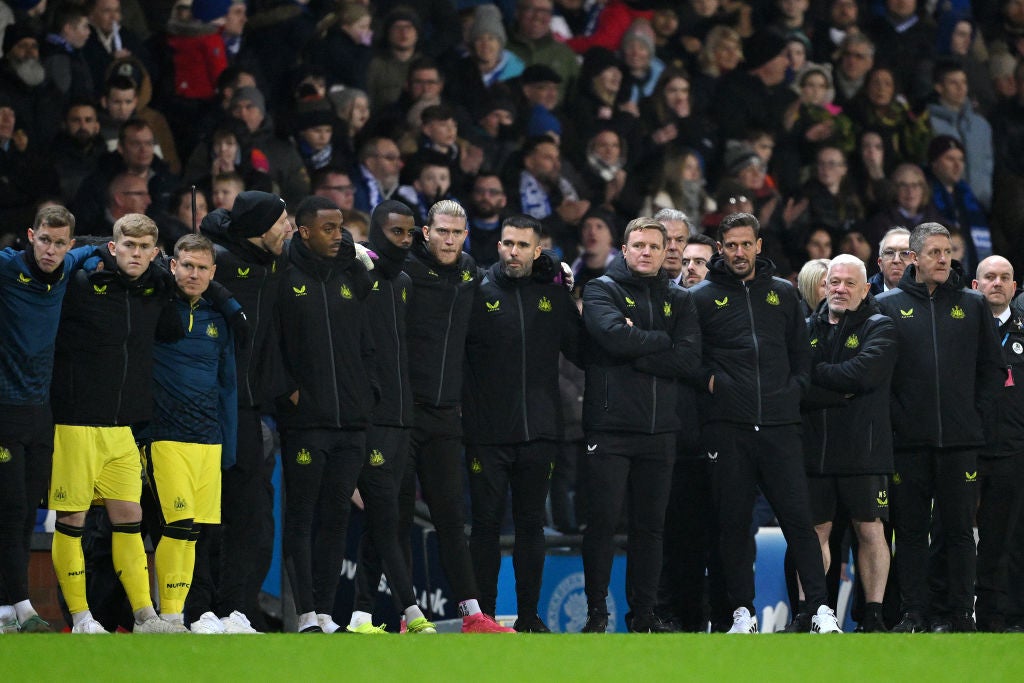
[403,233,478,408]
[275,236,377,431]
[581,254,702,435]
[462,262,583,445]
[801,295,898,475]
[51,254,178,426]
[876,264,1003,449]
[202,209,289,411]
[689,255,810,427]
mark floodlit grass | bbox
[3,634,1021,682]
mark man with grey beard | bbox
[0,24,62,148]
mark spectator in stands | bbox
[926,135,992,277]
[328,87,371,163]
[847,66,931,166]
[810,0,860,64]
[863,163,945,256]
[508,0,580,102]
[228,85,309,209]
[990,59,1024,270]
[210,171,244,210]
[311,165,356,213]
[352,136,404,212]
[0,97,49,231]
[41,3,94,101]
[367,6,421,109]
[620,19,663,103]
[0,22,63,149]
[865,0,935,104]
[565,0,653,55]
[928,59,994,209]
[72,118,177,233]
[514,134,589,259]
[833,33,875,109]
[792,145,865,253]
[639,67,717,178]
[96,171,151,235]
[100,59,181,176]
[691,25,744,113]
[796,256,830,315]
[397,150,453,225]
[786,63,855,171]
[577,126,640,218]
[452,3,525,95]
[648,2,687,70]
[305,1,373,91]
[770,0,812,40]
[569,47,636,156]
[466,172,507,267]
[642,146,715,230]
[850,129,894,217]
[82,0,149,97]
[570,206,618,296]
[712,30,796,151]
[293,103,346,177]
[468,87,518,176]
[49,99,106,205]
[936,14,997,115]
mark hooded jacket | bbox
[876,263,1003,449]
[404,232,478,408]
[275,235,376,431]
[581,253,702,435]
[689,255,810,427]
[364,215,414,427]
[801,294,898,474]
[463,260,583,445]
[202,208,289,410]
[51,252,180,426]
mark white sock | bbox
[71,610,94,627]
[459,599,481,617]
[349,610,372,628]
[134,606,157,624]
[14,600,38,624]
[404,605,425,623]
[161,612,183,623]
[297,611,318,632]
[0,604,17,622]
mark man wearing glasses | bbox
[312,166,356,213]
[869,227,911,294]
[353,137,405,213]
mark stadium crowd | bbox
[1,0,1024,635]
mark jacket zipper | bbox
[113,287,129,423]
[243,269,265,406]
[321,280,341,426]
[820,317,847,472]
[390,280,404,426]
[929,296,943,446]
[744,283,762,425]
[515,288,530,440]
[436,286,457,406]
[647,287,657,434]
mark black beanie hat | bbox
[230,191,286,238]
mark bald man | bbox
[972,256,1024,631]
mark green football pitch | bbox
[3,634,1021,682]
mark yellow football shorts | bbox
[49,425,142,511]
[143,441,222,524]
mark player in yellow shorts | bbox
[140,233,241,633]
[48,215,186,634]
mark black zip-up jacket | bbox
[364,222,414,428]
[463,261,583,445]
[51,253,179,426]
[581,254,702,435]
[990,297,1024,457]
[689,255,810,427]
[876,264,1003,449]
[801,295,898,475]
[275,236,377,431]
[404,232,478,408]
[202,209,289,411]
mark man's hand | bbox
[708,375,715,393]
[289,390,299,406]
[354,242,375,270]
[625,317,633,328]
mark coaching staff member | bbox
[801,254,898,633]
[689,212,841,634]
[580,217,702,634]
[463,214,582,632]
[877,222,1002,633]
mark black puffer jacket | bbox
[202,209,289,410]
[275,236,377,431]
[463,261,582,445]
[802,295,898,474]
[876,264,1003,449]
[581,254,702,435]
[404,233,478,408]
[689,255,810,426]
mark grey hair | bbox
[909,222,950,254]
[653,208,690,229]
[826,253,867,282]
[879,226,910,252]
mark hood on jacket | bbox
[896,260,967,296]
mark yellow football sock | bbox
[154,522,196,615]
[51,522,88,615]
[111,522,154,612]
